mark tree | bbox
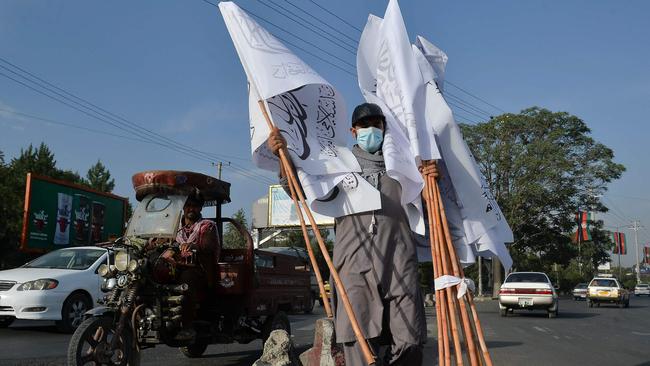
[222,208,249,249]
[86,160,115,193]
[460,107,625,276]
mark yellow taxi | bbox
[586,276,630,308]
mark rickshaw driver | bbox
[173,192,220,341]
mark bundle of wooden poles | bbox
[422,163,493,366]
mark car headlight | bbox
[18,279,58,291]
[128,259,139,272]
[115,251,129,272]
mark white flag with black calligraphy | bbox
[220,1,381,217]
[413,36,513,270]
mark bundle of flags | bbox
[644,246,650,264]
[573,210,594,243]
[219,0,514,271]
[611,231,627,255]
[356,0,513,270]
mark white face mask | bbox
[356,127,384,153]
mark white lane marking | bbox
[553,335,560,340]
[631,331,650,336]
[533,326,548,333]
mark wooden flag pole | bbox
[282,163,333,318]
[258,101,376,365]
[423,176,449,365]
[425,174,462,365]
[434,182,493,366]
[430,176,480,366]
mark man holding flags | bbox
[269,103,436,366]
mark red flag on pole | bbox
[573,211,592,243]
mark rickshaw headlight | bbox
[115,251,129,272]
[98,264,113,278]
[128,259,139,272]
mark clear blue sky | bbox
[1,1,648,266]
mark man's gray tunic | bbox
[331,146,427,346]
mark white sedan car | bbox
[0,247,108,332]
[498,271,559,318]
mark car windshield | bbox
[23,248,105,270]
[505,273,548,283]
[590,279,617,287]
[575,283,588,289]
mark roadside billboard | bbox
[268,185,334,227]
[21,173,127,253]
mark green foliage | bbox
[222,208,249,249]
[460,107,625,272]
[85,160,115,192]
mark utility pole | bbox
[492,257,502,299]
[629,220,643,283]
[616,226,622,279]
[217,161,223,179]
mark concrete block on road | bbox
[299,318,345,366]
[424,293,435,307]
[253,329,302,366]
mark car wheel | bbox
[261,311,291,344]
[625,301,630,308]
[180,341,208,358]
[548,310,556,318]
[56,293,92,333]
[0,316,15,328]
[499,308,507,317]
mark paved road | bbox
[2,296,649,365]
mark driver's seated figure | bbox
[173,192,220,341]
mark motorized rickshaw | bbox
[67,171,313,365]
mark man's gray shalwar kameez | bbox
[331,146,427,366]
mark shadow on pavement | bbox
[200,345,311,361]
[485,340,523,349]
[506,311,598,319]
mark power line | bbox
[201,0,356,77]
[0,60,275,185]
[307,0,363,33]
[260,0,357,52]
[0,108,152,144]
[283,0,359,45]
[446,80,506,114]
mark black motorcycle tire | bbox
[68,316,139,366]
[261,311,291,344]
[180,341,208,358]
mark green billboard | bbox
[21,173,127,253]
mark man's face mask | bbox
[356,126,384,153]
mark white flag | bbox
[413,38,513,270]
[220,2,381,217]
[357,6,430,234]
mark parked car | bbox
[572,283,588,300]
[634,283,650,296]
[0,247,108,332]
[498,272,558,318]
[587,276,630,308]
